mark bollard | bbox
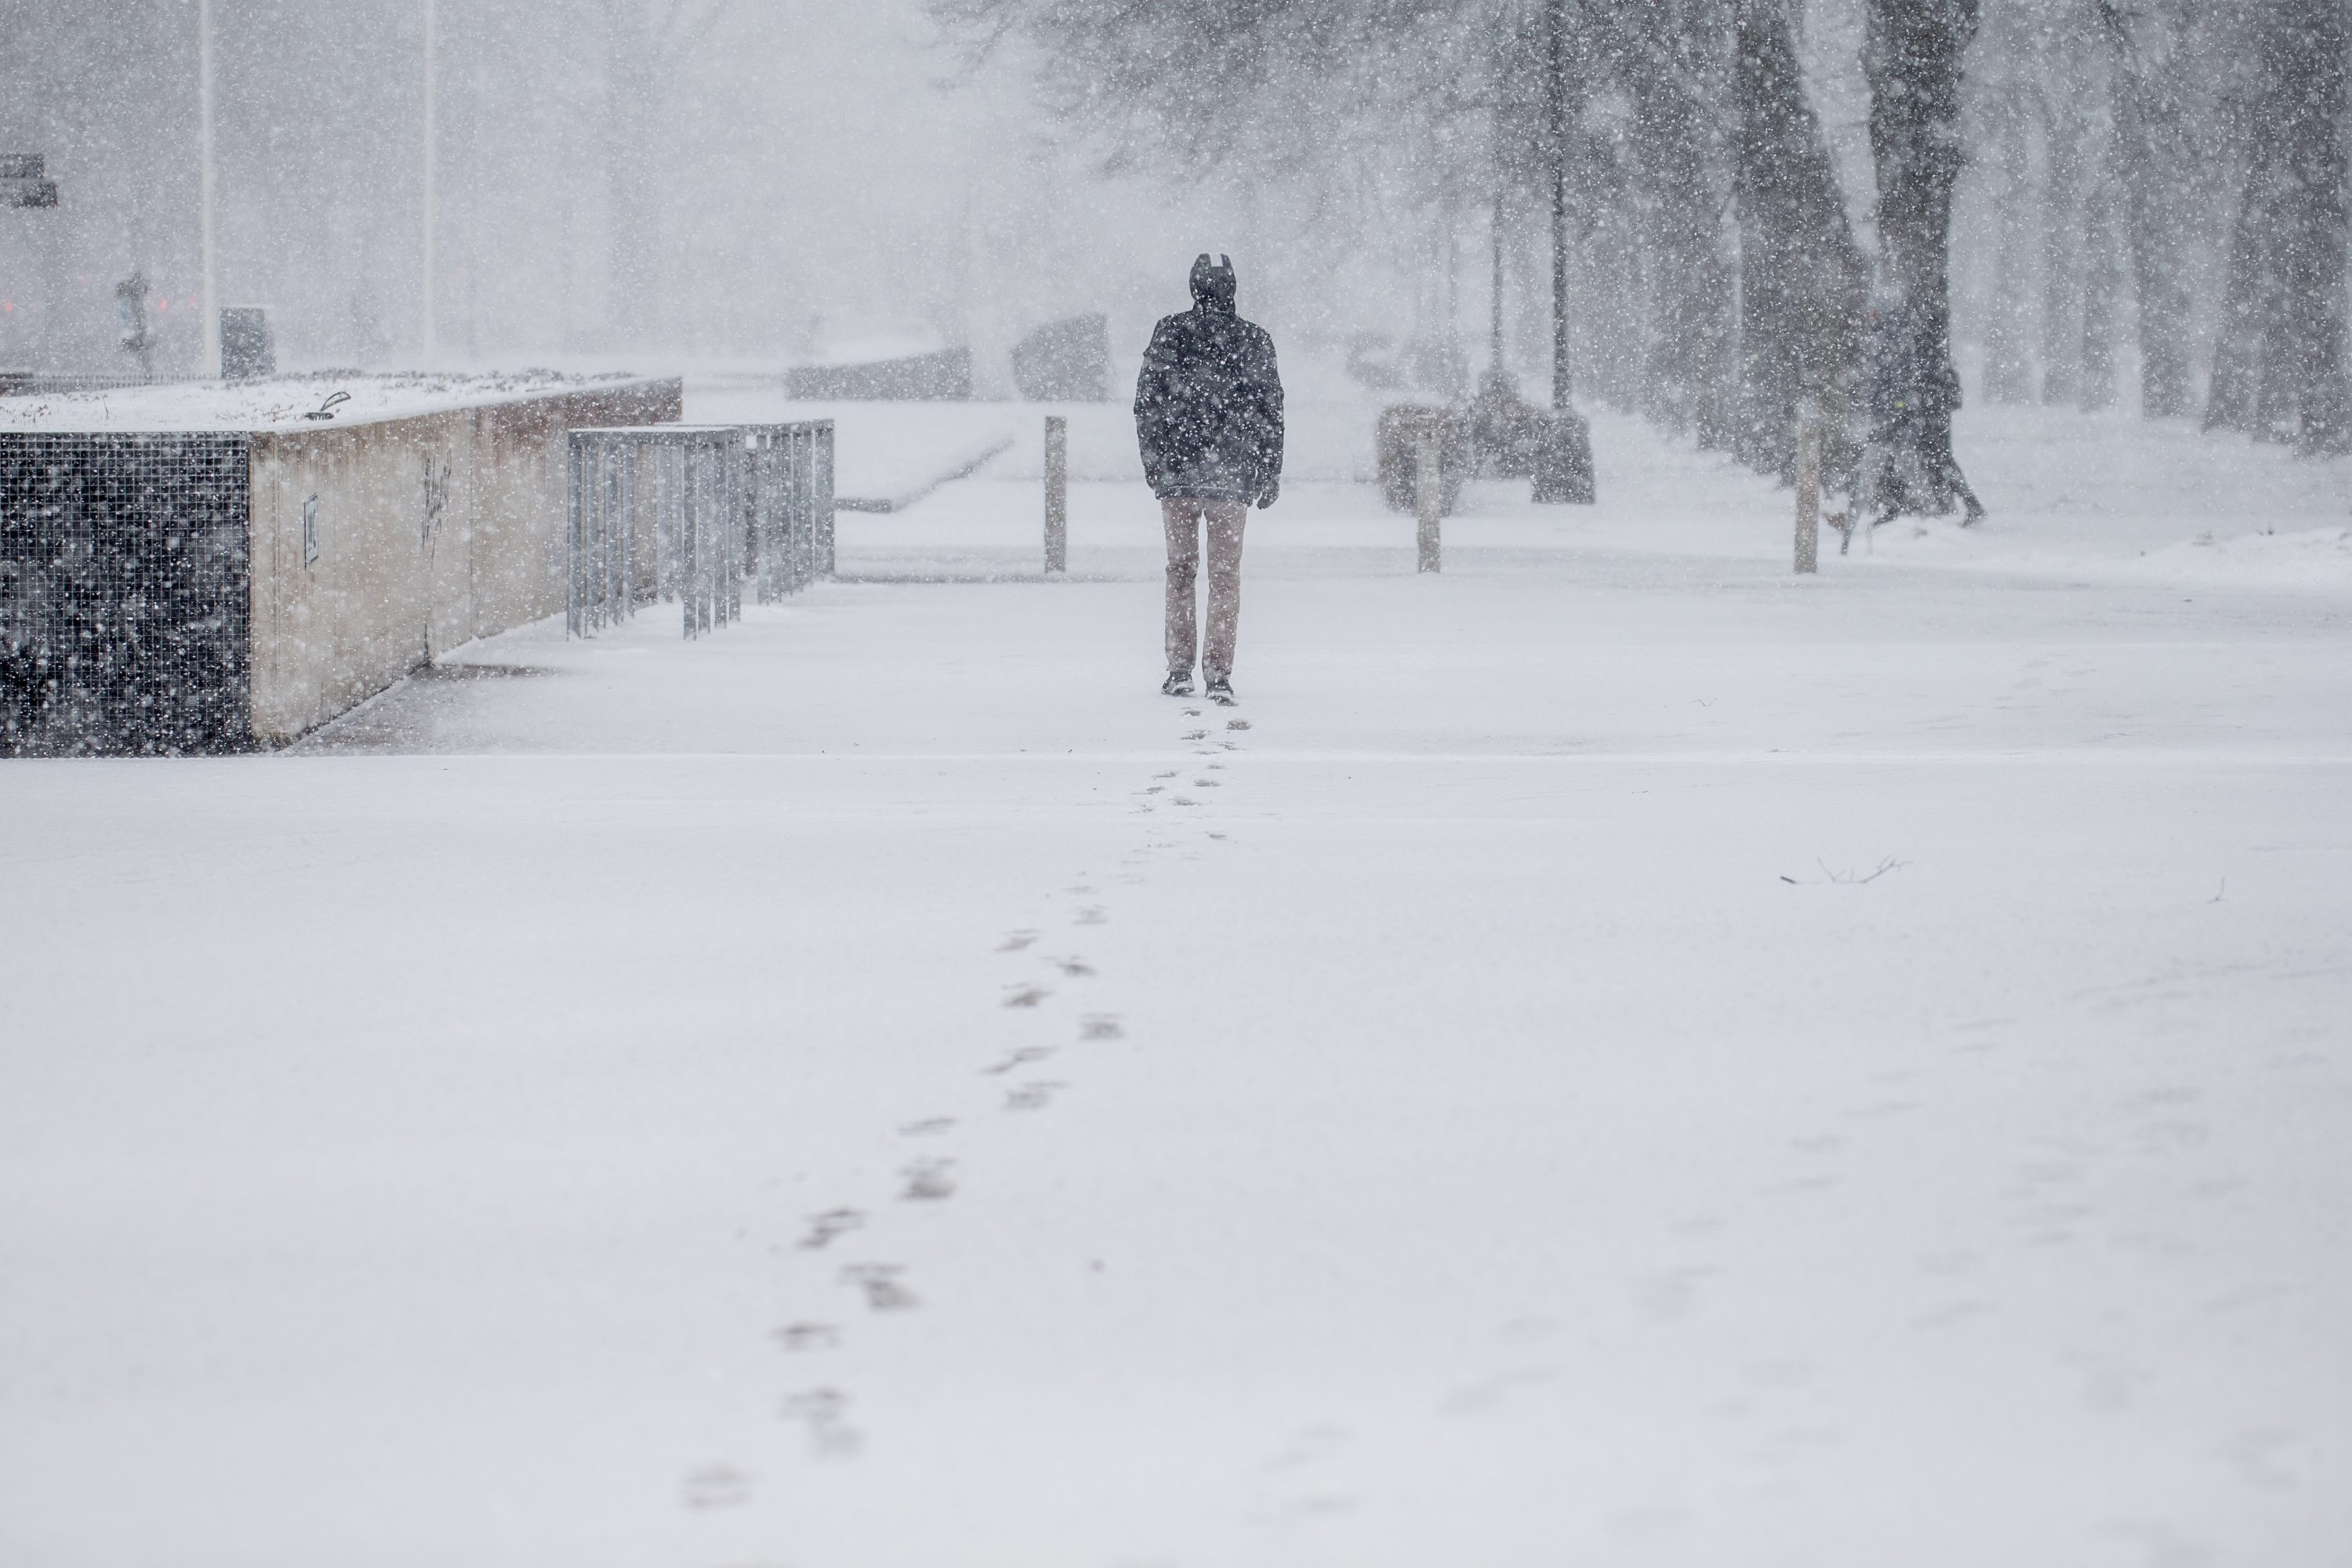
[1414,424,1441,573]
[1044,415,1067,575]
[1794,400,1820,575]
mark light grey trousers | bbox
[1162,497,1248,678]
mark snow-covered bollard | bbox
[1044,415,1068,575]
[1794,398,1820,575]
[1415,425,1442,573]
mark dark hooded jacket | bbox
[1134,255,1284,503]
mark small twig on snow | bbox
[1783,856,1910,886]
[1824,856,1909,884]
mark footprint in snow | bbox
[779,1388,862,1458]
[984,1045,1055,1075]
[1153,771,1178,779]
[900,1116,956,1136]
[1173,797,1199,806]
[842,1264,920,1312]
[1227,719,1250,731]
[1439,1368,1559,1417]
[798,1209,864,1250]
[1054,957,1097,976]
[1192,779,1221,787]
[1080,1014,1125,1040]
[681,1464,753,1509]
[997,931,1040,952]
[1003,984,1051,1007]
[771,1321,841,1352]
[1183,730,1208,740]
[1006,1080,1065,1112]
[899,1159,956,1201]
[1075,906,1109,925]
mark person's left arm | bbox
[1251,329,1284,508]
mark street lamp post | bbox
[423,0,437,368]
[200,0,218,378]
[1531,0,1596,504]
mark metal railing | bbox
[742,419,835,603]
[567,420,834,639]
[568,426,738,639]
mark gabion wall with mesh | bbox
[1,432,252,756]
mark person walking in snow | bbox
[1135,252,1283,706]
[1858,293,1983,532]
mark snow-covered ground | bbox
[2,396,2347,1568]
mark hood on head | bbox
[1189,252,1236,313]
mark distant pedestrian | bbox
[1134,252,1283,706]
[1859,294,1983,532]
[1919,357,1984,524]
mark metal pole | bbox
[565,434,581,636]
[620,441,636,617]
[1795,401,1820,575]
[422,0,437,369]
[1415,424,1442,573]
[727,436,742,623]
[1546,0,1570,412]
[1489,191,1506,383]
[815,421,835,578]
[1044,415,1068,575]
[199,0,219,379]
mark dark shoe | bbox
[1162,670,1195,697]
[1205,677,1236,706]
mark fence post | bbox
[1795,398,1820,575]
[619,443,636,618]
[1044,415,1068,575]
[1414,423,1441,573]
[815,420,836,579]
[565,433,581,636]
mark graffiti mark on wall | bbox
[422,455,451,566]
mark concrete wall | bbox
[248,379,680,742]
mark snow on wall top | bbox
[0,371,671,434]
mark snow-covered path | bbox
[2,409,2347,1567]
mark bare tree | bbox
[2098,0,2251,420]
[1975,83,2033,404]
[2202,0,2349,452]
[1733,0,1868,481]
[1605,0,1737,446]
[2034,16,2098,405]
[1863,0,1980,514]
[2077,115,2126,412]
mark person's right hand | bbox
[1257,478,1279,510]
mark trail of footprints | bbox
[689,706,1254,1501]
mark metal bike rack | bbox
[567,426,742,639]
[741,419,835,603]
